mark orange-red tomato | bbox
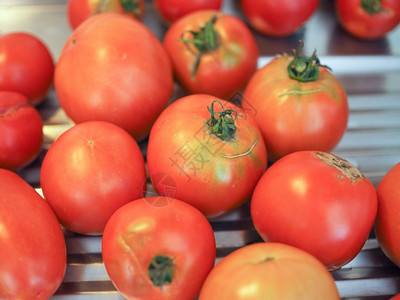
[0,91,43,170]
[102,197,216,299]
[41,121,147,235]
[0,32,54,105]
[375,162,400,267]
[67,0,145,29]
[336,0,400,40]
[243,48,349,161]
[199,242,340,300]
[0,169,66,299]
[163,10,259,99]
[251,151,377,271]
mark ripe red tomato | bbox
[40,121,146,235]
[147,94,267,217]
[154,0,222,24]
[0,32,54,106]
[242,45,349,161]
[67,0,145,30]
[251,151,378,271]
[241,0,319,36]
[102,196,216,299]
[375,162,400,267]
[55,13,174,141]
[0,91,43,170]
[336,0,400,40]
[390,294,400,300]
[199,242,340,299]
[0,169,66,299]
[163,10,259,99]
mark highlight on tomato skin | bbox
[102,197,216,300]
[250,151,378,271]
[0,91,43,171]
[198,242,341,300]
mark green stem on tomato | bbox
[120,0,142,18]
[181,15,220,77]
[361,0,385,15]
[287,41,331,83]
[207,100,237,141]
[148,255,174,287]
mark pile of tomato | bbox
[1,0,400,299]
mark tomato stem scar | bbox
[148,255,175,287]
[361,0,385,15]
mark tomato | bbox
[0,169,66,299]
[147,94,267,217]
[199,242,340,300]
[241,0,319,37]
[242,45,349,161]
[251,151,377,271]
[375,162,400,267]
[0,91,43,170]
[390,294,400,300]
[67,0,145,30]
[154,0,222,24]
[40,121,146,235]
[0,32,54,106]
[102,196,216,299]
[163,10,259,99]
[55,13,174,141]
[335,0,400,40]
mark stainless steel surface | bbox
[1,0,400,299]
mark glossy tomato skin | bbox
[163,10,259,99]
[102,197,216,299]
[0,91,43,170]
[199,242,340,300]
[67,0,145,30]
[375,162,400,267]
[55,13,174,141]
[0,169,66,299]
[147,94,267,217]
[40,121,146,235]
[154,0,222,24]
[0,32,54,106]
[251,151,377,271]
[241,0,319,36]
[243,55,349,161]
[336,0,400,40]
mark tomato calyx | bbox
[361,0,385,15]
[119,0,143,18]
[207,100,237,141]
[287,41,331,83]
[148,255,175,287]
[181,15,220,77]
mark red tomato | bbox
[154,0,222,24]
[242,45,349,161]
[199,242,340,300]
[375,162,400,267]
[0,169,66,299]
[336,0,400,40]
[0,32,54,106]
[163,10,259,99]
[40,121,146,235]
[67,0,145,30]
[251,151,378,271]
[390,294,400,300]
[102,196,216,299]
[55,13,174,141]
[147,94,267,217]
[241,0,319,36]
[0,91,43,170]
